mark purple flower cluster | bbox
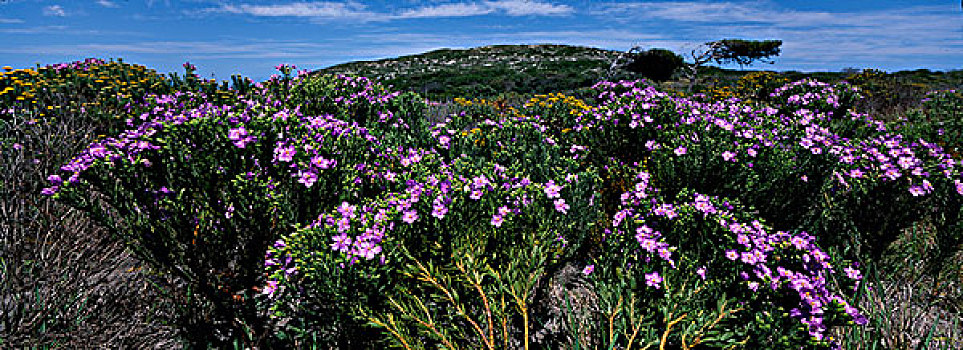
[228,126,255,148]
[576,78,963,201]
[320,75,408,127]
[45,58,107,72]
[613,184,868,340]
[770,79,854,109]
[608,171,678,277]
[262,239,296,296]
[42,92,234,196]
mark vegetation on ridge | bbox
[318,44,963,116]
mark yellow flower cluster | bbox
[707,86,738,100]
[0,60,171,118]
[524,92,590,116]
[0,68,39,102]
[453,97,527,119]
[460,127,482,136]
[736,71,789,96]
[704,72,789,103]
[844,69,886,86]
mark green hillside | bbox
[317,44,642,99]
[318,44,963,119]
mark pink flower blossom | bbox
[553,198,570,214]
[544,180,562,199]
[645,272,662,289]
[490,214,505,227]
[722,151,736,162]
[297,170,317,188]
[402,210,418,224]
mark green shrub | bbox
[40,62,963,349]
[626,49,685,82]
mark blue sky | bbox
[1,0,961,81]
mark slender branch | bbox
[456,261,495,349]
[412,256,487,349]
[625,294,649,350]
[367,313,414,350]
[607,296,623,347]
[390,296,457,350]
[660,313,687,350]
[685,301,742,349]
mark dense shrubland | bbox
[2,59,962,349]
[318,44,963,111]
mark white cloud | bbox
[97,0,121,8]
[484,0,573,16]
[596,2,788,23]
[0,17,25,24]
[596,1,961,30]
[0,40,336,59]
[43,5,67,17]
[0,25,145,36]
[0,29,649,63]
[207,1,574,21]
[395,0,574,19]
[214,2,375,19]
[0,26,69,34]
[395,3,493,19]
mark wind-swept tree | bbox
[685,39,783,89]
[705,39,783,67]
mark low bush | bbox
[13,60,961,349]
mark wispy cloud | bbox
[43,5,67,17]
[0,28,633,64]
[0,40,332,59]
[3,0,957,77]
[596,2,790,23]
[97,0,121,8]
[0,26,69,34]
[395,3,492,19]
[0,25,146,37]
[595,1,961,29]
[211,2,376,19]
[484,0,573,16]
[396,0,573,19]
[593,1,963,70]
[206,1,574,21]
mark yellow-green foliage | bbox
[1,61,169,114]
[845,69,888,95]
[705,71,790,102]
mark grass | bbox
[836,222,963,349]
[1,101,179,347]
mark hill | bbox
[317,44,963,106]
[316,44,641,99]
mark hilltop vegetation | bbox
[319,44,636,99]
[318,44,963,117]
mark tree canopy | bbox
[625,48,685,82]
[706,39,783,67]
